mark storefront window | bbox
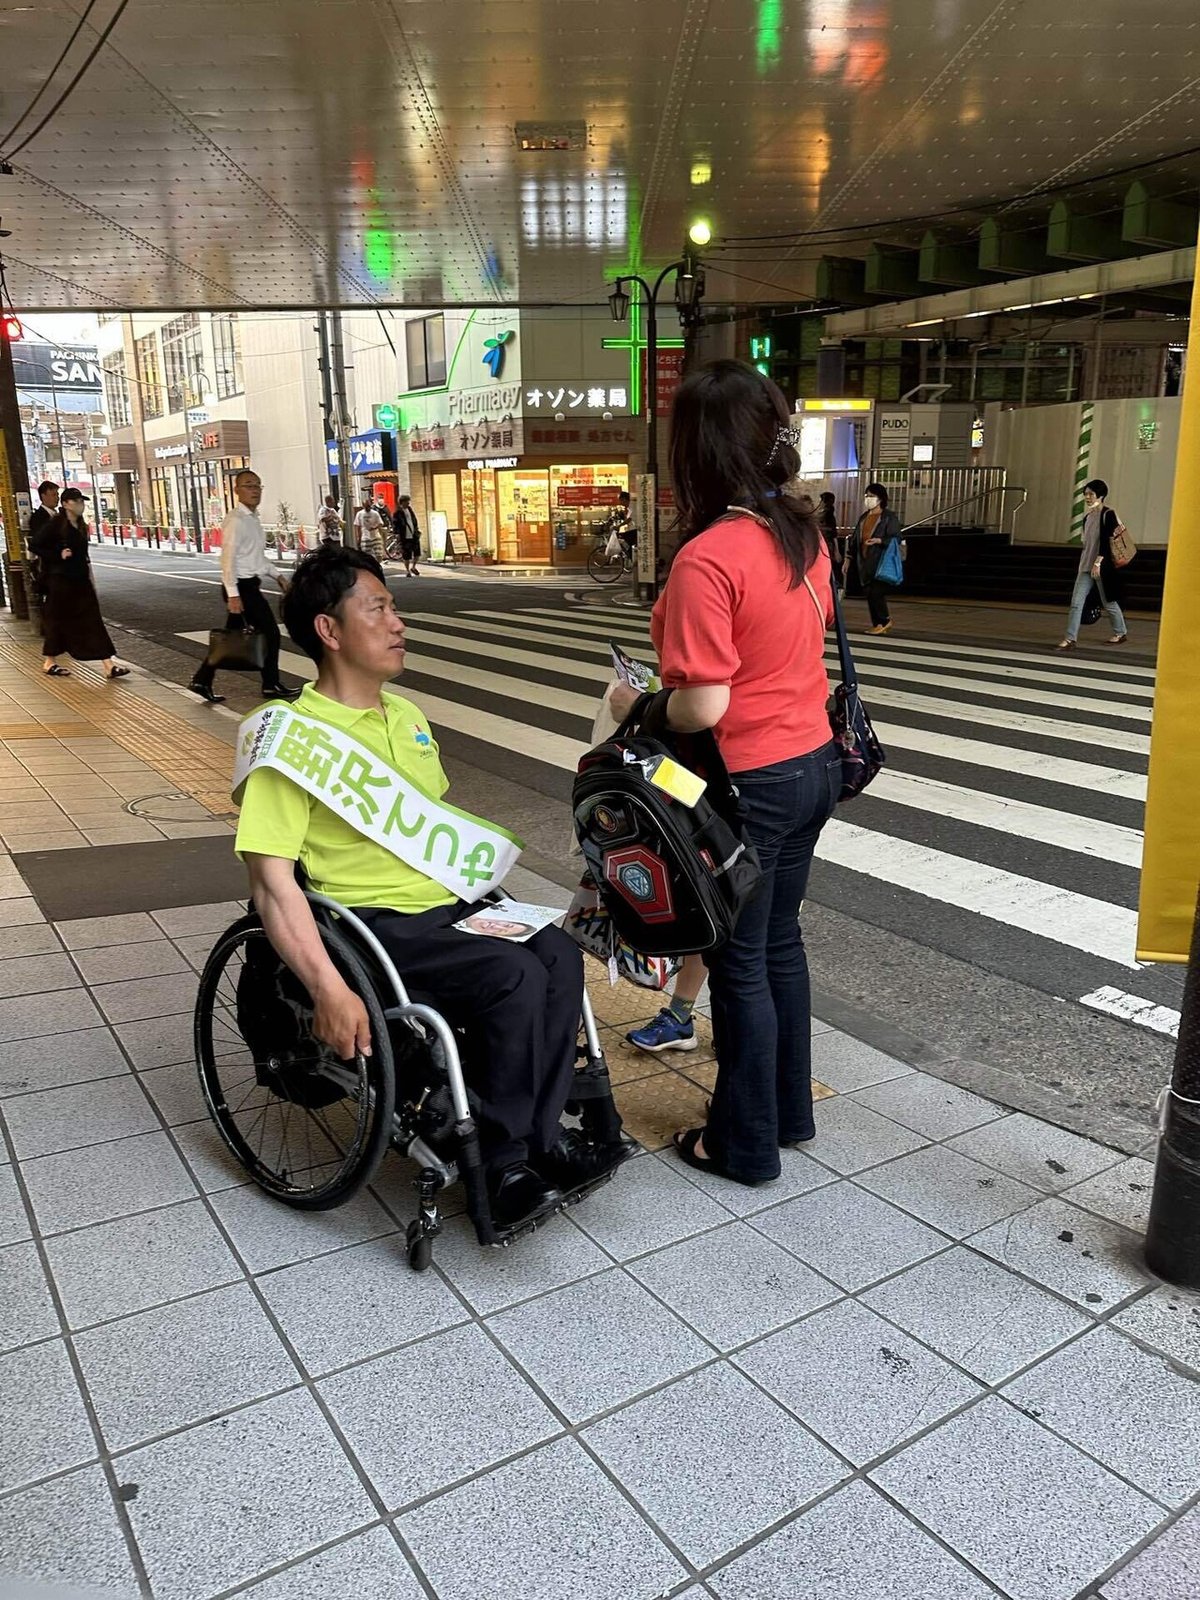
[497,469,551,562]
[148,465,173,529]
[430,472,460,532]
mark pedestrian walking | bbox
[611,359,839,1187]
[396,494,422,577]
[817,491,844,593]
[27,480,59,602]
[353,495,387,563]
[28,480,59,542]
[1055,478,1129,651]
[189,468,297,705]
[851,481,902,635]
[29,489,129,679]
[317,494,343,546]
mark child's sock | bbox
[667,995,695,1025]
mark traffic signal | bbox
[1,313,22,341]
[750,334,772,375]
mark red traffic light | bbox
[1,314,22,341]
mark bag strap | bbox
[804,576,858,693]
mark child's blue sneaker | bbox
[626,1008,698,1054]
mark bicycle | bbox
[587,525,637,584]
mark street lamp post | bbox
[608,236,706,598]
[183,365,211,552]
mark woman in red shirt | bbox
[616,360,839,1185]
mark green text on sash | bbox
[232,705,523,903]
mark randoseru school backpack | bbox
[572,692,762,957]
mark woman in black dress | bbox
[30,489,129,678]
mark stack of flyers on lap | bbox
[453,898,566,943]
[611,640,661,693]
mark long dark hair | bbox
[668,359,821,588]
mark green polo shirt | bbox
[234,683,456,914]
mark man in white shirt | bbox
[317,494,343,545]
[189,468,298,704]
[353,495,386,561]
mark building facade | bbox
[91,304,669,563]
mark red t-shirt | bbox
[651,514,833,774]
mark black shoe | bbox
[537,1128,636,1192]
[188,680,225,704]
[262,684,300,701]
[487,1162,564,1232]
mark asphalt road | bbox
[82,542,1177,1156]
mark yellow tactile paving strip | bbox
[0,640,234,816]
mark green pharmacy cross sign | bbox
[373,403,401,430]
[483,330,514,379]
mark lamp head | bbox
[607,279,631,323]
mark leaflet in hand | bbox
[453,897,566,943]
[611,640,661,694]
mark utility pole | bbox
[326,311,355,545]
[0,312,33,620]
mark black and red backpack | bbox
[572,691,762,957]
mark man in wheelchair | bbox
[234,546,629,1233]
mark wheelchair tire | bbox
[194,915,396,1210]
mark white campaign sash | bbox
[232,704,523,903]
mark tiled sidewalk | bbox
[2,875,1199,1599]
[0,617,239,851]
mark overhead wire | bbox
[0,0,100,154]
[2,0,132,164]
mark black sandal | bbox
[106,665,130,678]
[673,1127,775,1187]
[43,665,70,677]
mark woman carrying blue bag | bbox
[852,481,903,635]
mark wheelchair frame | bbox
[196,891,622,1271]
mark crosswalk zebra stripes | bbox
[179,594,1176,1014]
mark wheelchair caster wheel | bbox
[406,1220,435,1273]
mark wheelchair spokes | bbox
[195,920,396,1210]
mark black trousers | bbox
[865,578,891,627]
[355,902,584,1170]
[195,577,281,689]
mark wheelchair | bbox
[192,890,626,1271]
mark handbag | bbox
[805,578,886,801]
[874,537,904,587]
[206,621,267,673]
[1081,592,1103,627]
[1109,519,1137,568]
[563,878,681,990]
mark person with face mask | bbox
[851,482,902,635]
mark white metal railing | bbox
[814,467,1026,540]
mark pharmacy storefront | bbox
[388,311,644,567]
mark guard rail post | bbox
[1144,885,1200,1289]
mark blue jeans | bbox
[704,742,841,1182]
[1065,570,1126,641]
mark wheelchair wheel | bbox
[195,916,396,1210]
